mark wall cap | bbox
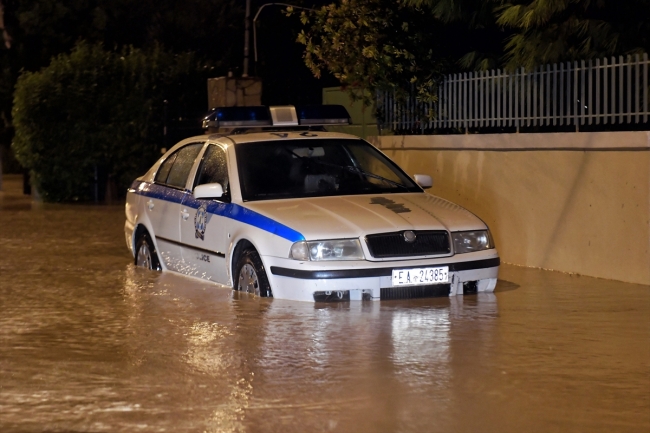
[369,131,650,151]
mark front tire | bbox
[234,249,272,297]
[135,232,161,271]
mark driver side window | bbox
[195,144,230,201]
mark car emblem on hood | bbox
[403,230,416,243]
[369,197,411,213]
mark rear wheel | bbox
[135,232,161,271]
[234,249,272,297]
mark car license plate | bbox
[392,266,449,286]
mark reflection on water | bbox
[1,175,649,432]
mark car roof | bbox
[217,130,362,144]
[166,130,363,148]
[158,130,365,169]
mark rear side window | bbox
[155,143,203,189]
[155,153,177,184]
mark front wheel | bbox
[134,232,161,271]
[234,249,272,297]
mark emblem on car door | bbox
[194,204,208,240]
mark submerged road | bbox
[1,175,648,433]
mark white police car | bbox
[125,105,499,302]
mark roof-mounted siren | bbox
[296,105,351,126]
[202,106,271,129]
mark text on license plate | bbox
[392,266,449,286]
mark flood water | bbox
[1,174,649,433]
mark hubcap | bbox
[238,263,260,296]
[136,242,153,270]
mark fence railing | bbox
[378,53,649,133]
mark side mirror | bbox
[194,182,223,199]
[413,174,433,189]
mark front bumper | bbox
[262,251,499,302]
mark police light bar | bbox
[202,106,271,129]
[202,105,351,129]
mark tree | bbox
[405,0,506,71]
[12,42,212,202]
[0,0,243,174]
[294,0,449,108]
[408,0,650,70]
[495,0,650,70]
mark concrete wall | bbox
[369,131,650,286]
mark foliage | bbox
[0,0,242,173]
[12,42,212,202]
[292,0,448,108]
[495,0,650,70]
[405,0,506,71]
[1,0,242,71]
[408,0,650,71]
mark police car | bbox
[124,105,499,302]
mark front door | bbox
[180,144,231,284]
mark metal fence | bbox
[378,53,649,133]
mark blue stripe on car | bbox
[133,181,305,242]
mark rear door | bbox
[148,142,204,271]
[180,143,231,284]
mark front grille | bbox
[365,230,450,258]
[381,284,451,300]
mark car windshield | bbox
[236,138,422,201]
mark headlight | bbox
[290,239,364,261]
[452,230,493,254]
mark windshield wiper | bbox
[343,166,409,190]
[287,148,410,190]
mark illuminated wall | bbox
[370,131,650,285]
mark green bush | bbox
[12,42,209,202]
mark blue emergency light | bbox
[202,105,351,130]
[202,106,271,129]
[296,105,351,125]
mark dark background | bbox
[0,0,339,174]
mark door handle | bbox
[181,209,190,220]
[147,200,154,210]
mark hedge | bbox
[12,42,210,201]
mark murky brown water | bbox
[1,174,649,432]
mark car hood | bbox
[243,193,487,240]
